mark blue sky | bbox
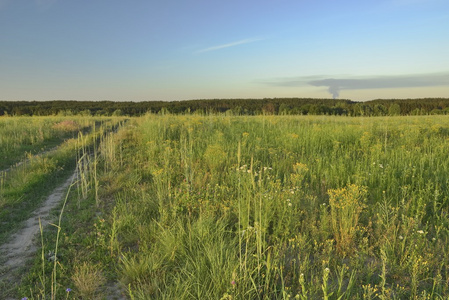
[1,0,448,101]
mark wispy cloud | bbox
[195,38,263,54]
[391,0,439,5]
[262,72,449,99]
[389,0,445,8]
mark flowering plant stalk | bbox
[328,184,367,257]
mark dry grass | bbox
[53,120,81,132]
[71,261,106,299]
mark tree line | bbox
[1,98,449,117]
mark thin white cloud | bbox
[391,0,442,6]
[195,38,263,54]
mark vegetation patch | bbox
[52,120,81,133]
[3,113,449,299]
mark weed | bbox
[71,261,106,299]
[328,184,367,257]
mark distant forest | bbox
[1,98,449,117]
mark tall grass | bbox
[0,116,98,170]
[1,117,126,299]
[18,114,449,299]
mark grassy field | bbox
[0,116,125,244]
[4,114,449,299]
[0,116,101,170]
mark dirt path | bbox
[0,144,62,175]
[0,172,76,296]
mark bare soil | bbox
[0,173,126,300]
[0,173,75,298]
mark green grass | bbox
[0,116,99,170]
[0,117,127,298]
[0,117,125,242]
[16,114,449,299]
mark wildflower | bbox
[417,230,424,234]
[379,164,383,168]
[288,203,292,207]
[399,235,403,240]
[231,280,236,285]
[65,288,72,300]
[22,298,28,300]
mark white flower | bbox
[399,235,403,240]
[417,230,424,234]
[288,203,292,207]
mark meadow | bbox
[0,116,97,170]
[0,116,124,250]
[2,114,449,299]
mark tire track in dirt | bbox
[0,121,129,299]
[0,145,59,175]
[0,172,76,297]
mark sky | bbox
[0,0,448,102]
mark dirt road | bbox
[0,173,75,298]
